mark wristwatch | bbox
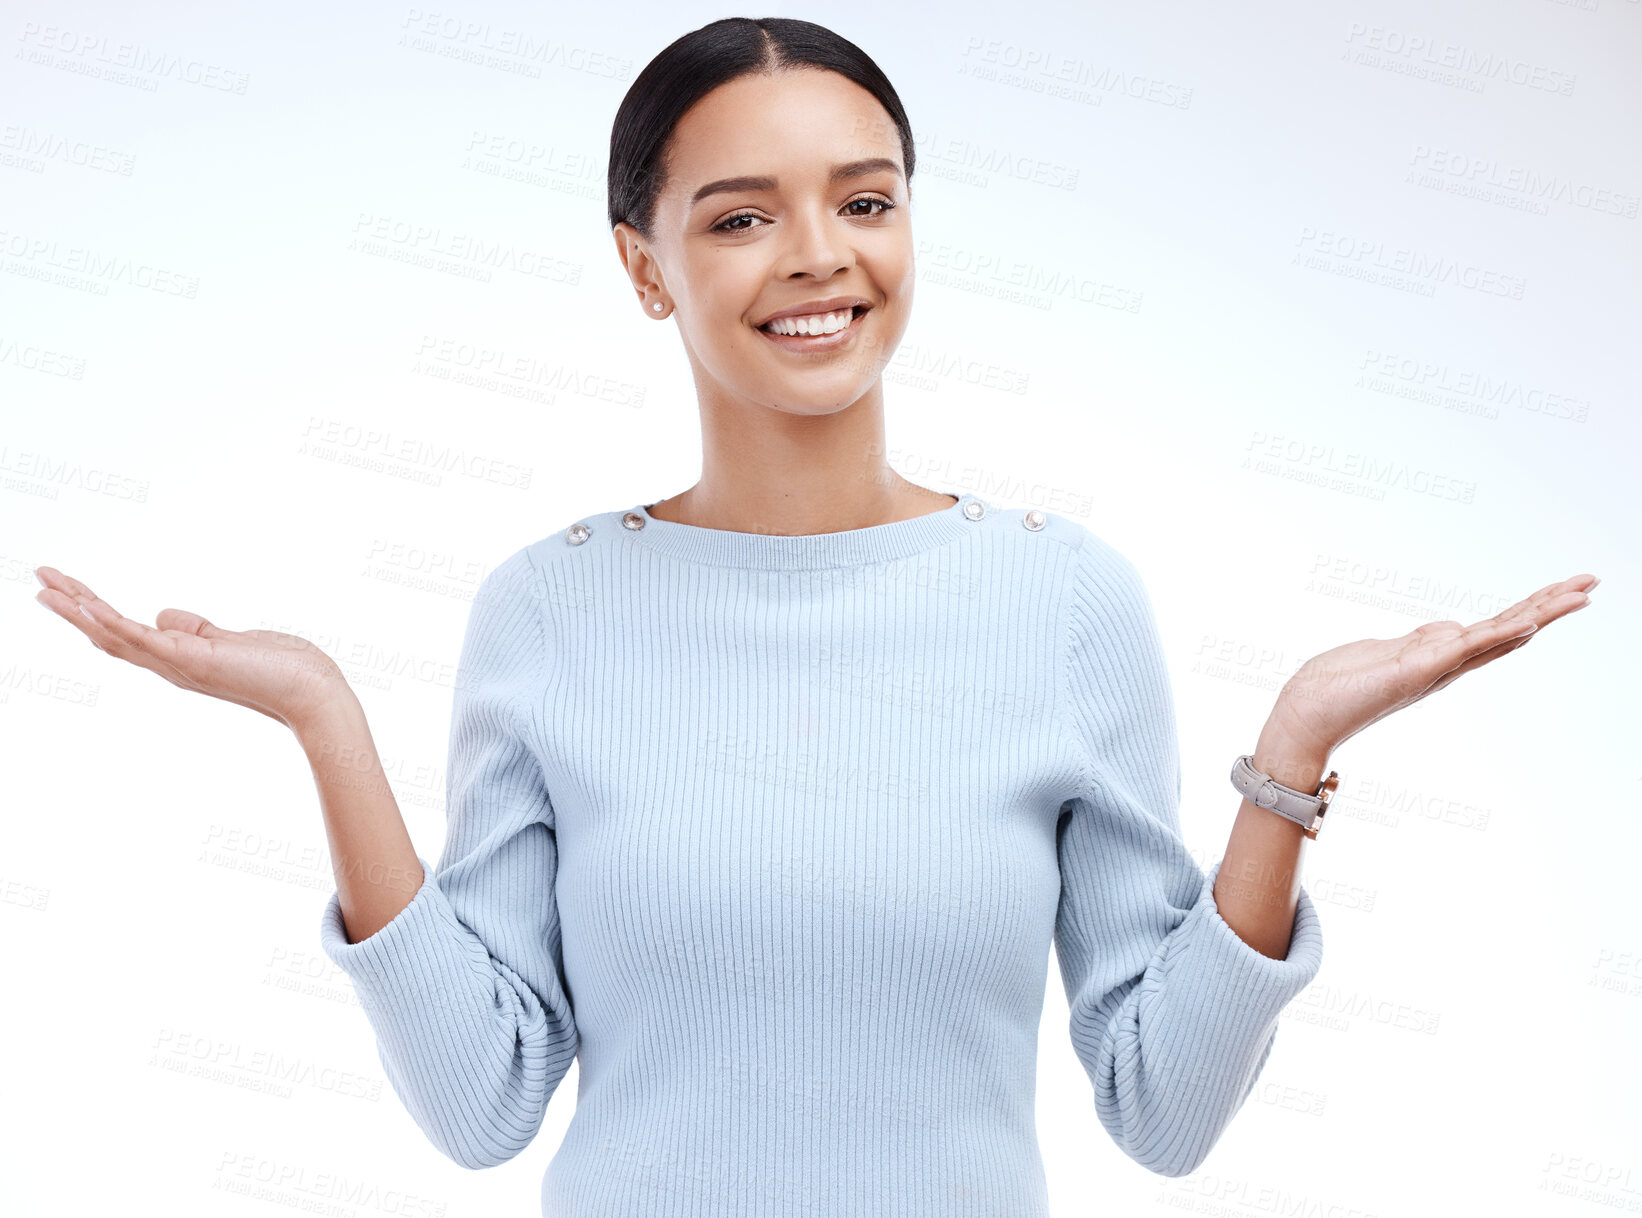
[1230,754,1340,839]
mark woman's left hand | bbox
[1266,572,1599,761]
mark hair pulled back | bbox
[607,17,916,241]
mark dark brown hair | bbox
[607,17,916,241]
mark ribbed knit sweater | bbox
[318,492,1324,1217]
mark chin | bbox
[761,395,862,417]
[734,377,868,414]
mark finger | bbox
[37,585,100,629]
[1494,588,1591,633]
[74,593,205,672]
[1492,576,1595,628]
[1421,628,1540,697]
[1516,573,1597,601]
[1412,594,1569,674]
[38,585,130,642]
[38,568,231,647]
[36,569,150,644]
[40,585,207,688]
[37,571,297,725]
[35,566,115,607]
[41,571,236,669]
[1480,582,1590,638]
[44,589,287,722]
[154,607,231,639]
[1431,579,1592,686]
[149,609,285,714]
[1420,587,1587,682]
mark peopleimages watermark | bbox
[1294,227,1526,299]
[1342,22,1577,96]
[348,212,582,286]
[297,415,533,491]
[16,22,252,93]
[1241,431,1478,505]
[956,38,1193,109]
[397,8,633,80]
[1356,350,1591,424]
[1,124,136,176]
[1408,146,1638,219]
[1,228,200,299]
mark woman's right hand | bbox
[34,564,351,736]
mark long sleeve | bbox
[1053,533,1323,1178]
[318,547,578,1170]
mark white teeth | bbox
[762,308,857,337]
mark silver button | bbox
[566,523,590,545]
[962,499,986,521]
[1023,509,1046,531]
[621,511,646,530]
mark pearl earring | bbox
[653,302,663,312]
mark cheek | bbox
[684,267,765,335]
[863,244,916,301]
[864,249,915,317]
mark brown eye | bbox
[712,212,765,233]
[712,197,896,234]
[845,197,895,218]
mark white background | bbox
[4,2,1638,1215]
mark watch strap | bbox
[1230,753,1339,839]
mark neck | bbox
[649,385,956,535]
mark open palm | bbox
[34,564,346,733]
[1268,572,1598,761]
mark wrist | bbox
[291,687,368,760]
[1252,722,1331,792]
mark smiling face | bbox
[618,67,914,416]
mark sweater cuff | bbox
[319,854,484,1005]
[1184,858,1324,1008]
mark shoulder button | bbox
[1023,509,1046,531]
[621,511,646,530]
[566,522,590,545]
[962,498,987,521]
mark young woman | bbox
[35,16,1597,1217]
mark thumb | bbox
[155,608,227,637]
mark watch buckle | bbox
[1305,770,1340,840]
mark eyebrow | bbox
[688,158,903,209]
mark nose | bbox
[773,204,851,280]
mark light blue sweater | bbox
[319,492,1324,1216]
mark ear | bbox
[612,223,664,310]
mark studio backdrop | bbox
[4,2,1637,1216]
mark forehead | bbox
[664,69,902,196]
